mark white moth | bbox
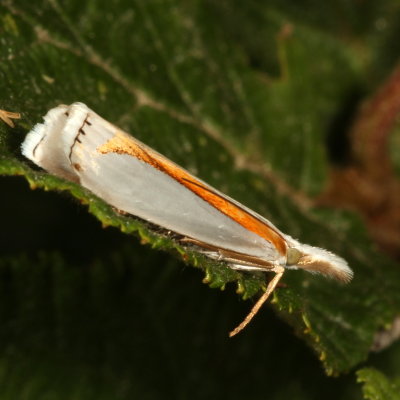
[21,102,353,336]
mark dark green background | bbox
[1,1,400,398]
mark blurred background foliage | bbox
[1,0,400,398]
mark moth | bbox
[21,103,353,336]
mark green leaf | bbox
[1,0,400,384]
[0,249,364,399]
[357,368,400,400]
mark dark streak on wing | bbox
[68,114,90,162]
[32,134,46,158]
[180,237,275,269]
[109,206,274,269]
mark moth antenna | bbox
[229,266,285,337]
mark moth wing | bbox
[22,103,284,268]
[68,108,282,264]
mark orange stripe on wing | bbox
[97,132,287,256]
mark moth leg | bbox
[0,109,21,128]
[229,266,285,337]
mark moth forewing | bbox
[21,102,353,336]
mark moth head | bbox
[286,244,353,283]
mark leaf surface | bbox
[1,0,400,380]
